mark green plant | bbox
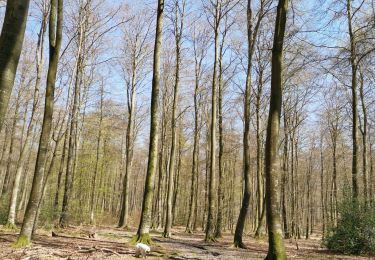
[324,198,375,256]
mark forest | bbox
[0,0,374,259]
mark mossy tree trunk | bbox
[234,0,266,247]
[0,0,31,132]
[264,0,288,258]
[134,0,164,245]
[16,0,63,245]
[6,2,48,226]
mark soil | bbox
[0,225,369,259]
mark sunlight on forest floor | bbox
[0,225,368,259]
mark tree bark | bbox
[90,82,104,225]
[163,0,184,237]
[264,0,288,258]
[6,5,48,226]
[59,5,86,227]
[17,0,63,245]
[346,0,359,200]
[234,0,265,247]
[134,0,164,244]
[0,0,31,132]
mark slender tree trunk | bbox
[0,97,21,196]
[134,0,164,244]
[320,135,325,236]
[17,0,63,245]
[119,54,137,228]
[359,72,368,204]
[163,1,184,237]
[264,0,288,258]
[89,83,104,225]
[205,0,220,242]
[186,58,201,233]
[59,9,86,226]
[215,32,225,239]
[346,0,359,200]
[0,0,31,132]
[6,8,48,226]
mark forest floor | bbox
[0,225,370,259]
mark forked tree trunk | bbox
[234,0,266,247]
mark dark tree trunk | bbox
[0,0,31,132]
[17,0,63,245]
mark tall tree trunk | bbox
[215,28,225,239]
[6,6,48,226]
[205,0,220,242]
[359,72,368,204]
[264,0,288,258]
[59,8,86,227]
[89,83,104,225]
[0,0,31,132]
[0,96,21,196]
[234,0,266,247]
[346,0,359,200]
[134,0,164,244]
[16,0,63,245]
[119,53,137,228]
[163,0,184,237]
[186,53,201,233]
[320,135,325,236]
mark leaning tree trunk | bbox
[0,0,31,132]
[133,0,164,245]
[6,7,48,227]
[16,0,63,246]
[264,0,288,259]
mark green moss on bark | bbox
[13,235,31,248]
[129,233,153,245]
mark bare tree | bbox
[264,0,288,258]
[16,0,63,245]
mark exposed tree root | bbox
[204,235,217,243]
[4,223,17,230]
[129,233,153,245]
[13,235,31,248]
[233,240,247,249]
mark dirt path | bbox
[0,225,368,259]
